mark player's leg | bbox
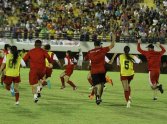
[14,83,19,105]
[60,72,66,89]
[64,75,77,90]
[87,72,93,89]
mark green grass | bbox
[0,69,167,124]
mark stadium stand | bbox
[0,0,166,43]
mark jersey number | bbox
[9,59,13,68]
[124,60,129,70]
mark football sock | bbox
[128,86,131,97]
[124,91,129,102]
[67,80,76,88]
[60,77,65,87]
[15,92,19,102]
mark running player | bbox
[117,46,141,108]
[60,50,77,90]
[0,46,26,105]
[137,39,166,100]
[85,33,115,105]
[40,44,61,89]
[23,40,52,103]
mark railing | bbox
[0,31,166,44]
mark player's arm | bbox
[108,53,117,64]
[108,31,116,50]
[156,42,166,55]
[0,56,6,75]
[116,56,120,66]
[20,58,26,68]
[137,39,148,55]
[53,54,61,67]
[23,52,30,62]
[133,55,142,64]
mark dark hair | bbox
[35,40,42,47]
[44,44,51,50]
[4,44,11,50]
[67,50,72,58]
[124,46,135,62]
[10,46,19,66]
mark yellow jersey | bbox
[46,51,53,67]
[5,54,21,77]
[119,54,134,76]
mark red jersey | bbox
[64,56,76,72]
[85,47,110,74]
[137,43,166,71]
[23,48,52,70]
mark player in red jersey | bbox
[23,40,52,103]
[60,50,77,90]
[88,54,117,100]
[85,33,116,105]
[137,39,166,100]
[0,44,11,85]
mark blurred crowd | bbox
[0,0,166,43]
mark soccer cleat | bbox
[34,98,38,103]
[47,80,51,89]
[73,86,77,90]
[37,93,41,98]
[15,101,19,105]
[126,100,131,108]
[60,86,65,89]
[106,76,113,86]
[153,97,158,100]
[88,94,94,100]
[96,95,101,105]
[158,84,164,94]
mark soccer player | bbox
[0,46,26,105]
[0,44,11,85]
[23,40,52,103]
[137,39,166,100]
[41,44,61,88]
[85,33,116,105]
[117,46,141,108]
[88,54,117,100]
[60,50,77,90]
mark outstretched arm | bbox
[156,42,166,55]
[108,32,116,50]
[137,39,147,55]
[108,53,117,64]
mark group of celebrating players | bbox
[0,33,166,108]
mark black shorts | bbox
[91,73,106,86]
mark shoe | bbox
[126,100,131,108]
[88,94,94,100]
[96,95,101,105]
[106,76,113,86]
[34,94,38,103]
[37,93,41,98]
[73,86,77,90]
[60,86,65,89]
[15,101,19,105]
[47,80,51,89]
[34,98,38,103]
[158,84,164,94]
[153,97,158,100]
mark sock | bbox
[67,80,76,88]
[60,77,65,87]
[42,81,47,86]
[90,89,94,96]
[124,91,129,102]
[88,78,93,86]
[129,86,131,97]
[15,92,19,102]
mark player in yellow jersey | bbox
[117,46,141,108]
[0,46,26,105]
[37,44,61,97]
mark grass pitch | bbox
[0,69,167,124]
